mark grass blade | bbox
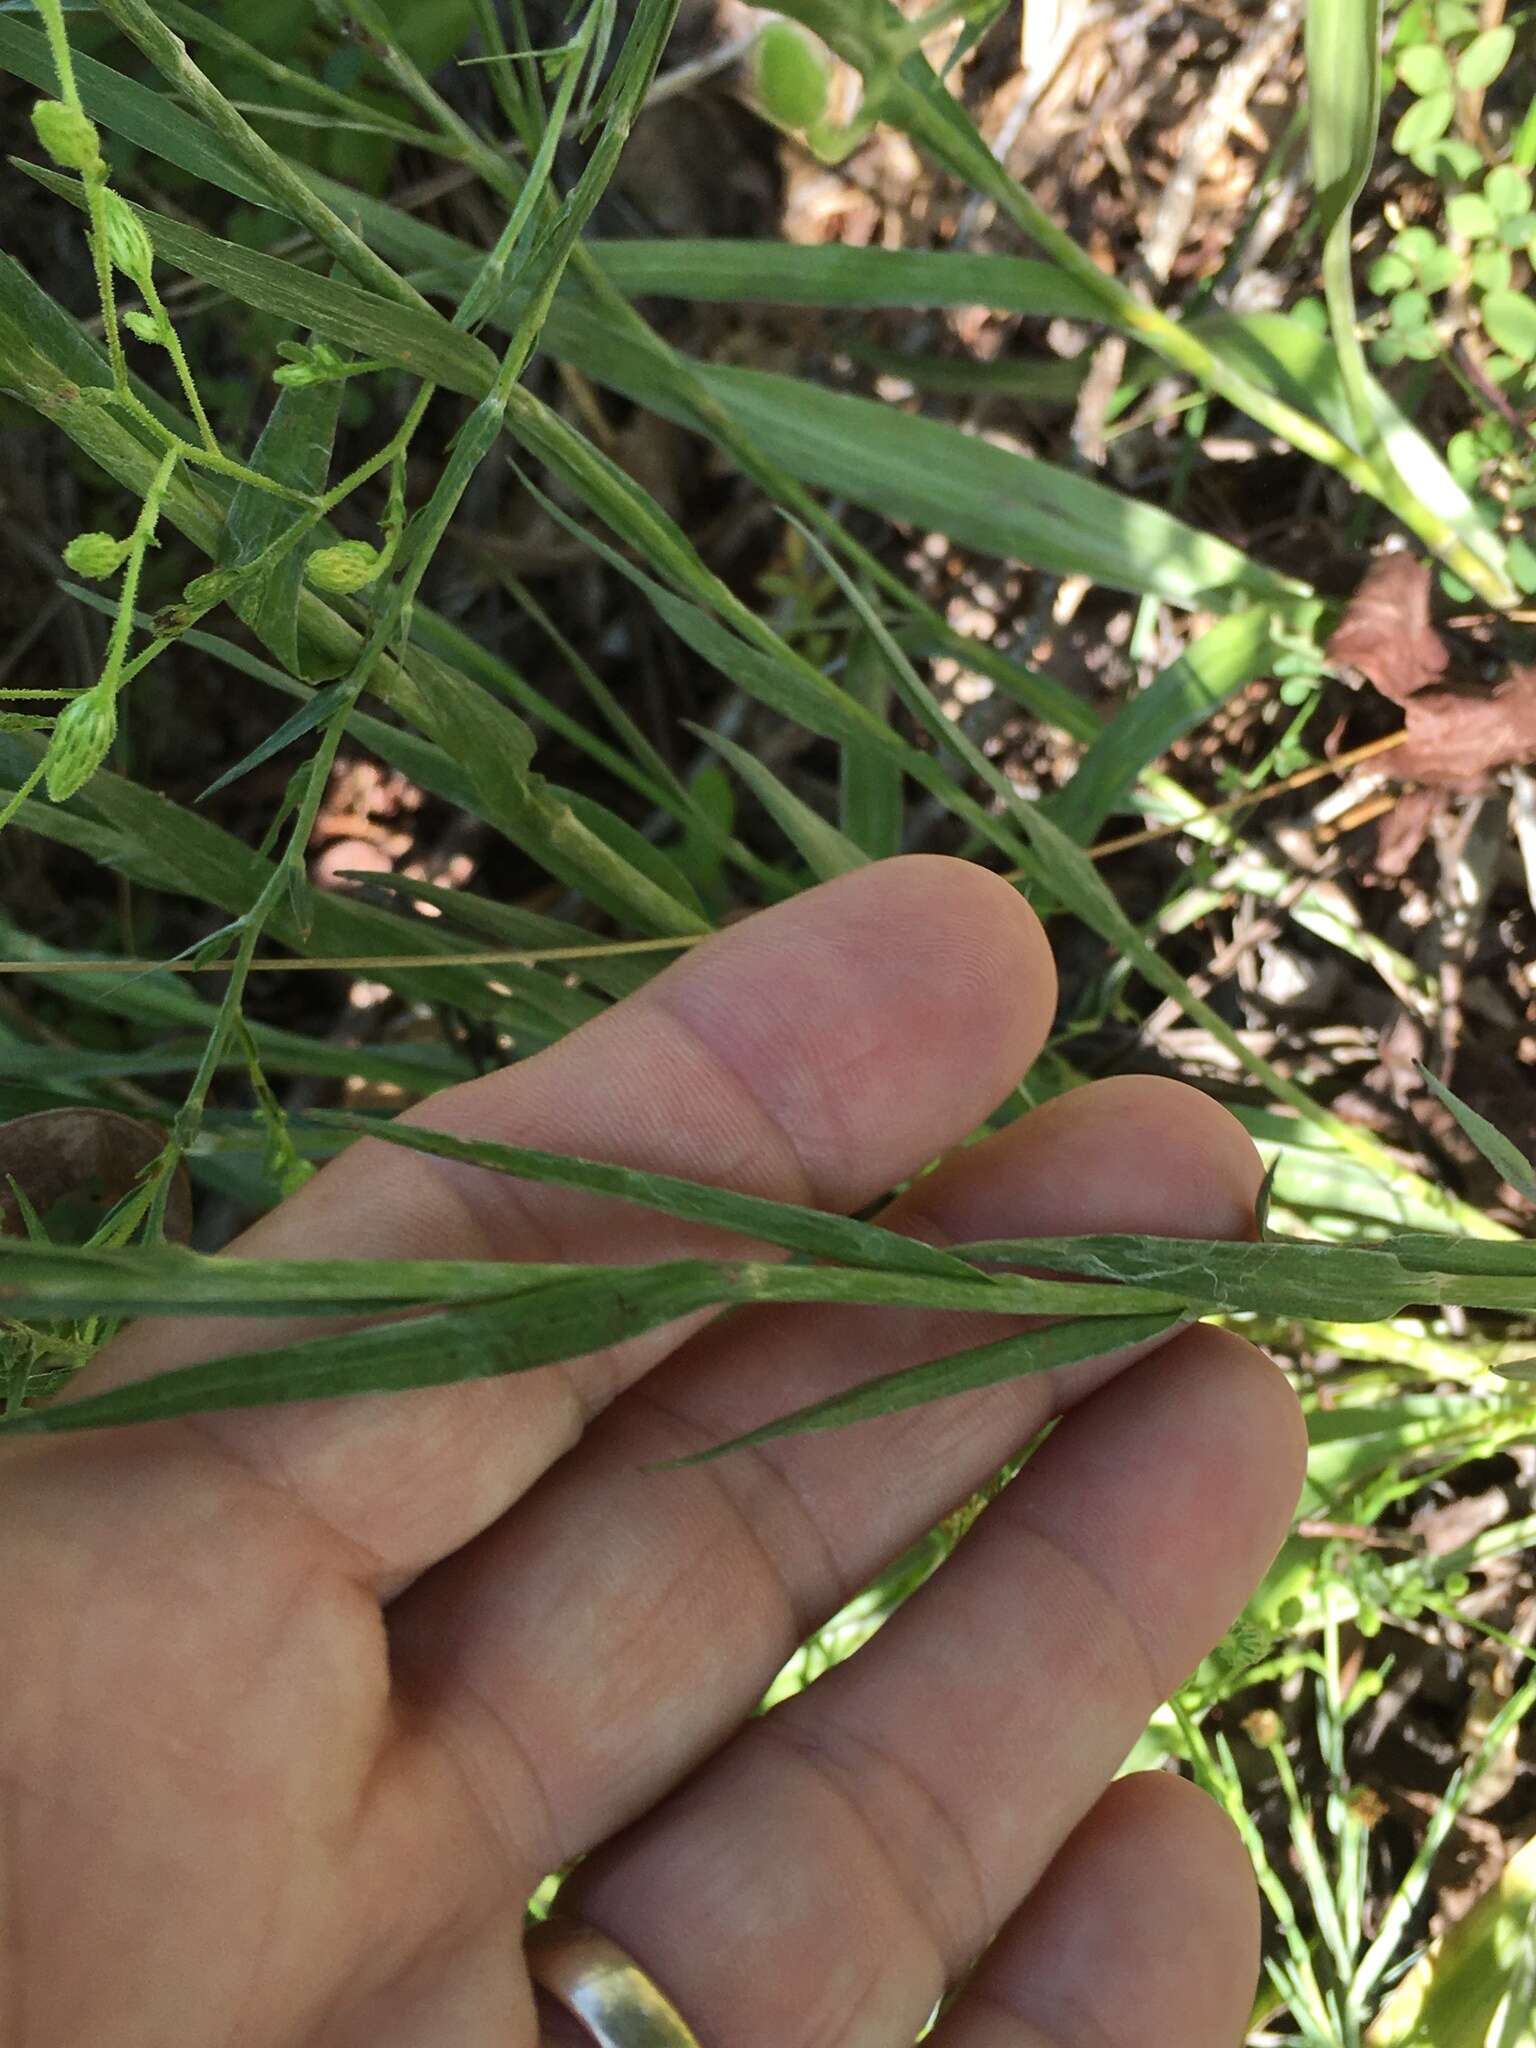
[305,1110,981,1281]
[2,1263,737,1434]
[667,1310,1184,1461]
[690,725,868,882]
[1417,1062,1536,1202]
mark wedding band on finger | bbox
[526,1916,703,2047]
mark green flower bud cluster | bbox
[274,340,346,389]
[62,531,132,580]
[102,190,156,288]
[305,541,384,594]
[31,98,102,174]
[44,688,117,801]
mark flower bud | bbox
[123,308,162,345]
[1241,1708,1283,1749]
[305,541,383,594]
[102,190,156,287]
[44,688,117,801]
[62,530,131,579]
[32,99,102,173]
[755,23,829,130]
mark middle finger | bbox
[387,1077,1262,1875]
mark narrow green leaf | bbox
[341,873,660,1000]
[585,239,1107,317]
[1197,310,1506,578]
[1417,1062,1536,1201]
[1306,0,1406,503]
[1308,0,1382,237]
[555,784,708,923]
[0,1239,570,1318]
[3,1263,738,1434]
[306,1111,979,1282]
[691,725,867,882]
[839,634,904,859]
[667,1311,1184,1461]
[956,1230,1536,1319]
[548,300,1303,610]
[1050,608,1288,843]
[197,677,352,804]
[221,375,343,679]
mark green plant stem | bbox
[28,0,79,107]
[98,443,177,703]
[82,171,128,393]
[110,380,313,501]
[140,275,217,452]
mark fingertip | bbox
[1180,1324,1309,1525]
[942,1772,1260,2048]
[653,857,1057,1199]
[906,1072,1264,1248]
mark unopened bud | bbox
[123,308,163,345]
[102,190,156,287]
[44,688,117,801]
[755,23,829,130]
[305,541,383,594]
[32,99,102,173]
[1242,1708,1283,1749]
[62,531,131,579]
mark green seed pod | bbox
[32,98,103,173]
[62,530,132,580]
[305,541,384,594]
[44,688,118,802]
[122,308,163,345]
[755,22,829,130]
[102,190,156,287]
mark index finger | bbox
[76,857,1056,1588]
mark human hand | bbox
[1,858,1303,2047]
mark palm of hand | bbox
[1,863,1302,2048]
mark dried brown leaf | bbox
[1327,554,1449,704]
[1395,666,1536,791]
[1373,785,1442,876]
[0,1109,192,1244]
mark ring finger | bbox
[543,1321,1301,2046]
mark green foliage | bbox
[0,2,1534,2025]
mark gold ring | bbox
[526,1915,703,2047]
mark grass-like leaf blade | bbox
[306,1110,982,1282]
[1416,1063,1536,1203]
[689,724,868,882]
[4,1263,738,1435]
[667,1310,1184,1462]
